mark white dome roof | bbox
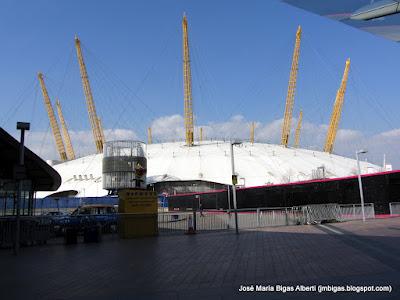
[37,141,381,198]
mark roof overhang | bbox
[0,127,61,191]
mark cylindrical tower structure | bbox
[102,140,147,190]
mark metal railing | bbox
[300,204,341,224]
[158,212,190,233]
[195,212,231,230]
[0,216,53,248]
[157,208,305,233]
[157,203,379,234]
[157,203,354,234]
[235,207,303,229]
[389,202,400,215]
[338,203,375,221]
[1,203,380,244]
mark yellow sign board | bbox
[232,175,238,185]
[118,189,157,214]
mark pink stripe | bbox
[375,214,400,219]
[240,170,400,191]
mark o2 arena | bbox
[37,16,400,214]
[41,141,382,197]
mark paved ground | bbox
[1,217,399,299]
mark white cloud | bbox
[104,128,138,140]
[149,114,400,168]
[151,114,185,142]
[23,114,400,168]
[25,128,138,160]
[380,128,400,138]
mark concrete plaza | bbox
[1,218,399,299]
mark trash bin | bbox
[83,224,102,243]
[65,227,78,244]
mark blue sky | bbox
[0,0,399,166]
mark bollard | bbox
[65,227,78,244]
[193,210,197,231]
[285,208,289,226]
[185,214,196,235]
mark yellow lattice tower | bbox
[281,26,302,147]
[75,35,105,153]
[250,122,255,144]
[148,127,152,144]
[56,99,76,160]
[199,127,203,143]
[324,58,351,154]
[182,14,194,146]
[294,110,303,148]
[37,73,67,161]
[97,117,106,145]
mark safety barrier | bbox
[158,212,190,233]
[389,202,400,216]
[338,203,375,221]
[0,217,53,248]
[195,212,231,230]
[157,209,301,233]
[158,211,233,233]
[300,204,341,224]
[157,203,375,234]
[157,204,345,234]
[1,203,379,243]
[235,207,302,229]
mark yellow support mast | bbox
[97,117,106,145]
[281,26,302,147]
[75,35,105,153]
[294,110,303,148]
[56,99,76,160]
[324,58,351,154]
[148,127,152,144]
[182,14,194,146]
[250,122,255,144]
[37,73,67,161]
[199,127,203,143]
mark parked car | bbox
[67,205,118,233]
[43,211,70,235]
[45,211,68,217]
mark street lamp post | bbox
[14,122,30,255]
[227,185,231,212]
[230,141,241,234]
[356,149,367,222]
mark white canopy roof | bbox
[37,141,381,198]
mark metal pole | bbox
[230,142,239,234]
[226,185,231,229]
[3,193,6,216]
[356,152,366,222]
[383,153,386,171]
[14,128,25,255]
[193,209,197,232]
[227,185,231,212]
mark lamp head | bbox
[231,140,242,146]
[16,122,30,131]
